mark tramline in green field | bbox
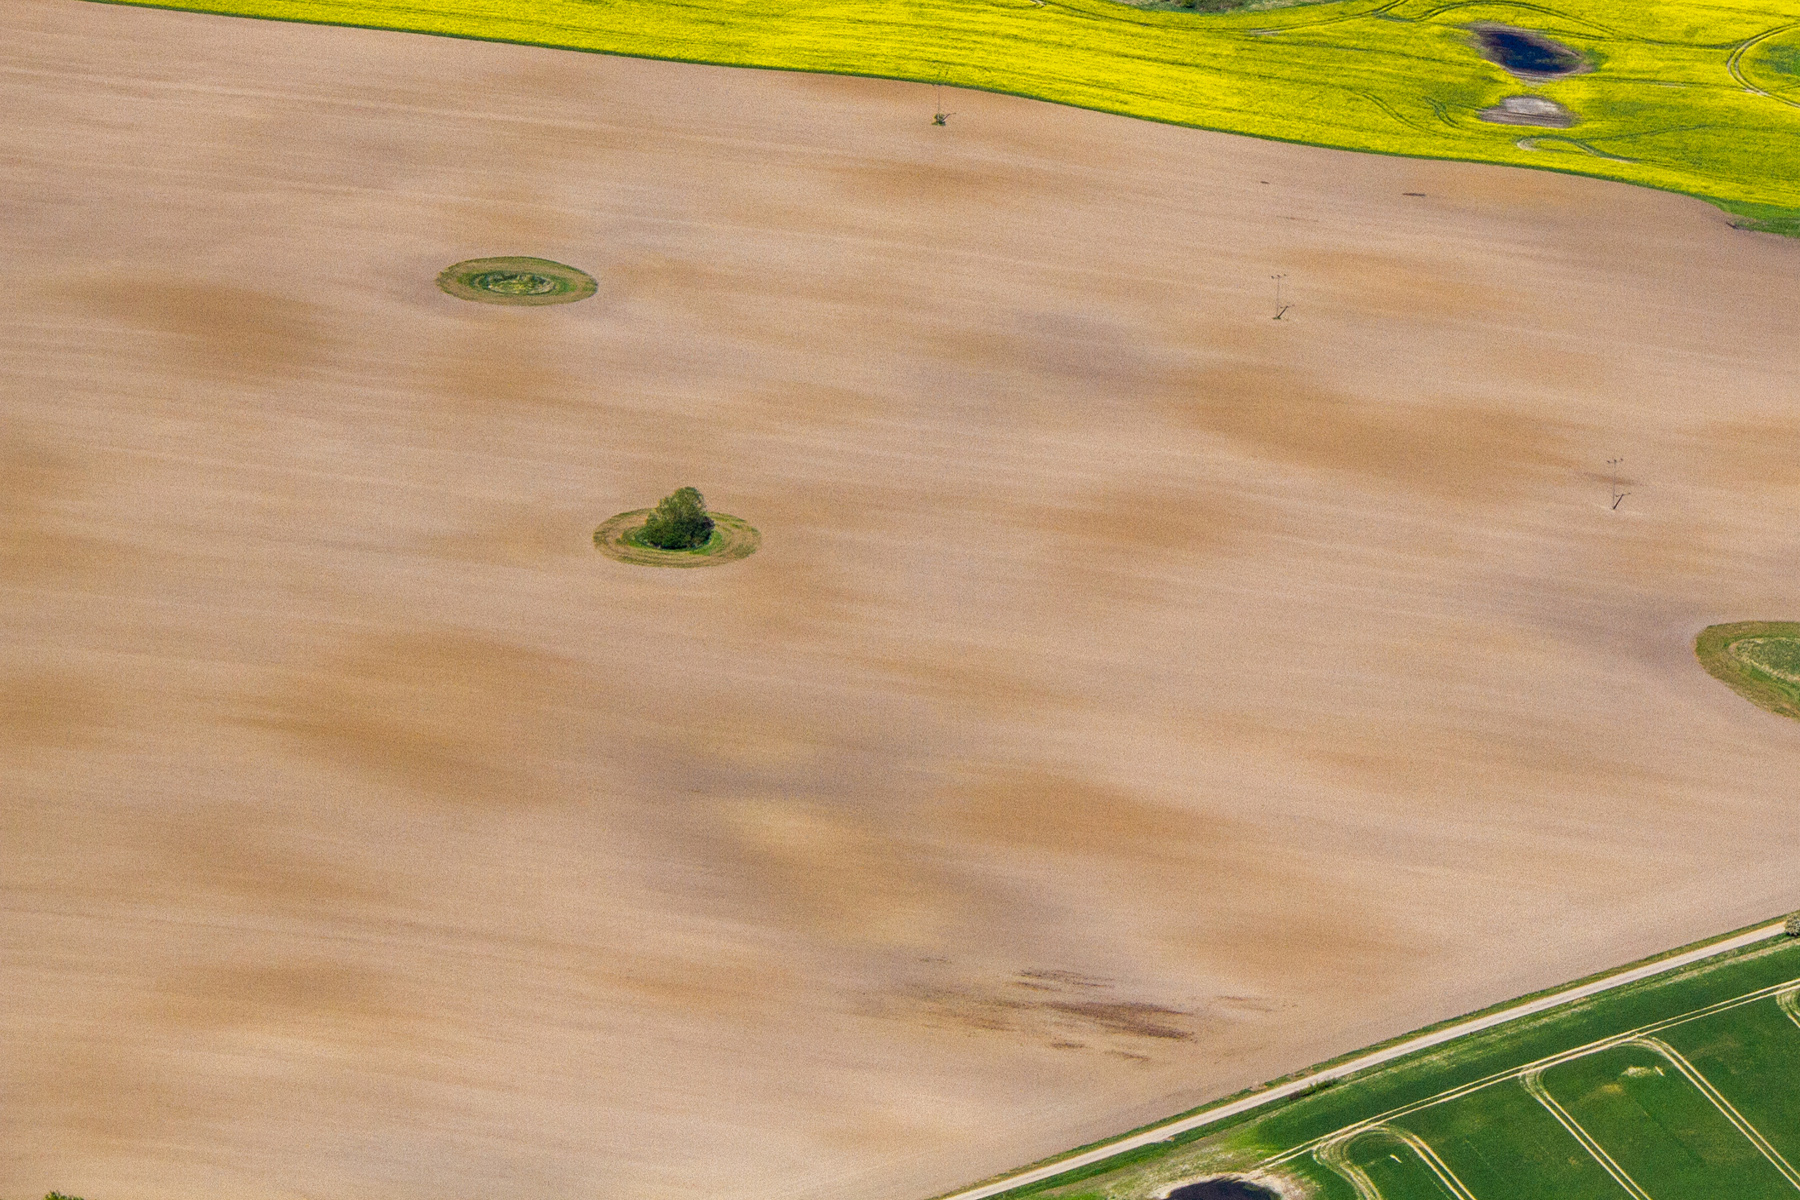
[95,0,1800,233]
[985,929,1800,1200]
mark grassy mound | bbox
[88,0,1800,234]
[593,509,760,567]
[437,256,597,306]
[1695,621,1800,720]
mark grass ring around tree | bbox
[437,256,597,306]
[1695,621,1800,720]
[593,509,760,567]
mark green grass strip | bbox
[87,0,1800,233]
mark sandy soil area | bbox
[4,4,1800,1199]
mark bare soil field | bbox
[4,4,1800,1199]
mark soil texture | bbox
[4,4,1800,1200]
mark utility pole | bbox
[932,68,954,126]
[1608,457,1629,510]
[1271,273,1291,320]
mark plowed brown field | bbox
[4,4,1800,1200]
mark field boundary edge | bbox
[929,914,1790,1200]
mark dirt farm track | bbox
[4,3,1800,1199]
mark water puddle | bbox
[1472,25,1590,81]
[1167,1180,1281,1200]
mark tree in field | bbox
[637,486,715,550]
[1788,912,1800,938]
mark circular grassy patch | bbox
[593,509,760,567]
[437,256,597,306]
[1696,621,1800,720]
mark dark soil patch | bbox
[1168,1180,1281,1200]
[1472,25,1589,81]
[1044,1000,1193,1039]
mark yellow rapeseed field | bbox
[95,0,1800,225]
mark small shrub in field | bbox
[637,486,714,550]
[47,1192,87,1200]
[1787,913,1800,937]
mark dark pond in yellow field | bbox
[1473,25,1588,79]
[1167,1180,1281,1200]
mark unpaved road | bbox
[5,3,1800,1200]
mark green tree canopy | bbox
[637,486,715,550]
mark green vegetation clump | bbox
[1695,621,1800,720]
[634,486,715,550]
[46,1192,87,1200]
[594,498,759,567]
[88,0,1800,234]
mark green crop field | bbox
[92,0,1800,233]
[980,930,1800,1199]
